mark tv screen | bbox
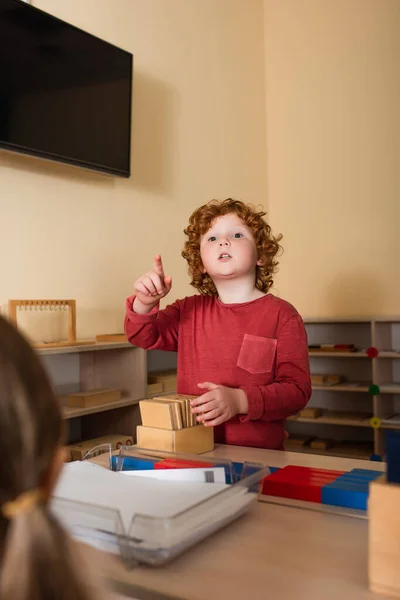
[0,0,133,177]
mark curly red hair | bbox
[182,198,283,296]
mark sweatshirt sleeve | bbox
[124,294,180,352]
[239,315,311,422]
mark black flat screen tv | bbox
[0,0,133,177]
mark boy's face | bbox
[199,213,261,281]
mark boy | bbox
[125,198,311,450]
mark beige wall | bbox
[0,0,267,338]
[2,0,399,338]
[264,0,400,317]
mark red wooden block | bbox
[275,466,345,481]
[262,479,322,502]
[261,465,345,503]
[154,458,215,470]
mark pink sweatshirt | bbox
[125,293,311,450]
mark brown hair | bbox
[182,198,283,296]
[0,316,101,600]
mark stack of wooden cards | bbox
[137,394,214,454]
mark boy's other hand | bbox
[191,382,248,426]
[133,255,172,313]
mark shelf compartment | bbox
[285,440,374,461]
[63,396,140,420]
[288,410,372,428]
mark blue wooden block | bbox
[322,481,369,510]
[386,431,400,484]
[348,468,383,478]
[110,455,156,471]
[338,469,382,484]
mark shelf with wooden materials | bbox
[285,439,374,461]
[370,318,400,457]
[38,341,147,446]
[292,317,400,461]
[312,382,371,392]
[288,412,372,428]
[308,351,367,358]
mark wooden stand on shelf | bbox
[8,299,95,348]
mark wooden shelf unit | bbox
[39,341,146,445]
[288,317,400,459]
[38,317,399,461]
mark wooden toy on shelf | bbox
[64,388,121,409]
[311,373,343,386]
[8,299,95,348]
[96,333,127,343]
[310,438,335,450]
[148,370,177,393]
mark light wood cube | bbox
[369,475,400,598]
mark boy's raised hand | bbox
[133,255,172,313]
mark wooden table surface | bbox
[85,445,387,600]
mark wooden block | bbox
[328,410,372,422]
[369,475,400,598]
[310,438,334,450]
[147,382,164,396]
[148,370,177,392]
[299,407,322,419]
[67,434,133,461]
[66,388,121,408]
[137,424,214,454]
[139,400,175,430]
[311,374,343,386]
[285,435,314,448]
[96,334,127,343]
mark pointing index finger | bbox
[153,255,165,279]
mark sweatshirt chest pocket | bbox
[237,334,277,375]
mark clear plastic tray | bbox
[52,444,269,566]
